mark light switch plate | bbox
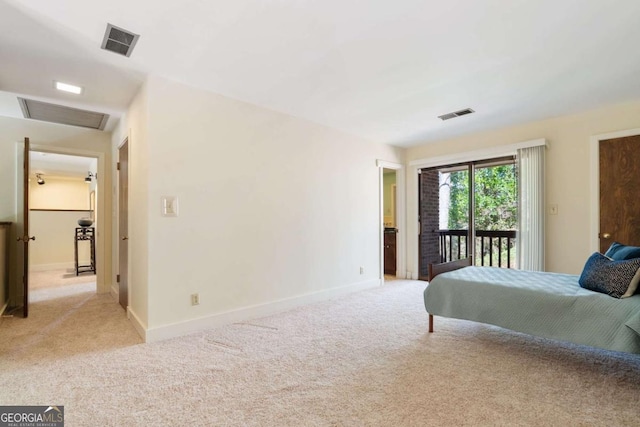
[162,196,178,217]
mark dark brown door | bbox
[118,139,129,310]
[599,135,640,252]
[18,138,33,317]
[384,231,397,275]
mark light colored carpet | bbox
[29,268,96,290]
[1,280,639,426]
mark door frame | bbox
[589,128,640,253]
[377,160,405,280]
[30,144,107,293]
[117,138,129,310]
[21,138,30,316]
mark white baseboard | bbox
[110,284,119,301]
[127,307,147,341]
[29,262,74,272]
[0,300,8,317]
[144,278,381,343]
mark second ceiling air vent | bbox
[101,23,140,57]
[438,108,475,121]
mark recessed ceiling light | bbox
[54,81,83,95]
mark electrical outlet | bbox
[191,293,200,306]
[359,266,364,274]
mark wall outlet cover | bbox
[162,196,178,217]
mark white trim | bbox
[407,167,420,280]
[127,306,147,341]
[376,160,403,169]
[110,284,119,301]
[0,300,8,317]
[378,159,406,280]
[379,168,384,280]
[409,138,546,168]
[589,128,640,252]
[145,278,381,343]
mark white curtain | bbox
[517,145,545,271]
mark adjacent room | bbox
[27,152,98,303]
[0,0,639,425]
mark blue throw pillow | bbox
[604,242,640,260]
[579,252,640,298]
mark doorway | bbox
[590,129,640,252]
[378,160,405,282]
[29,151,98,302]
[383,168,398,279]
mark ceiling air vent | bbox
[101,23,139,57]
[18,98,109,130]
[438,108,475,121]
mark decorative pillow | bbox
[604,242,640,260]
[578,252,640,298]
[622,267,640,298]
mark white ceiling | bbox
[2,0,640,146]
[30,151,94,178]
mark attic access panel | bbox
[18,98,109,130]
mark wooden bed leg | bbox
[429,314,434,333]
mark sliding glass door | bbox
[418,157,517,279]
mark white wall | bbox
[115,75,404,338]
[29,210,93,270]
[406,100,640,276]
[30,176,89,210]
[0,116,113,306]
[29,176,92,270]
[383,171,396,227]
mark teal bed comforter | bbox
[424,266,640,354]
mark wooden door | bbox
[18,138,32,317]
[118,139,129,310]
[599,135,640,252]
[384,231,397,275]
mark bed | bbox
[423,258,640,354]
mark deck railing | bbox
[436,229,517,268]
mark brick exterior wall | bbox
[419,169,440,277]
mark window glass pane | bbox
[442,168,469,230]
[474,163,518,267]
[440,168,470,264]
